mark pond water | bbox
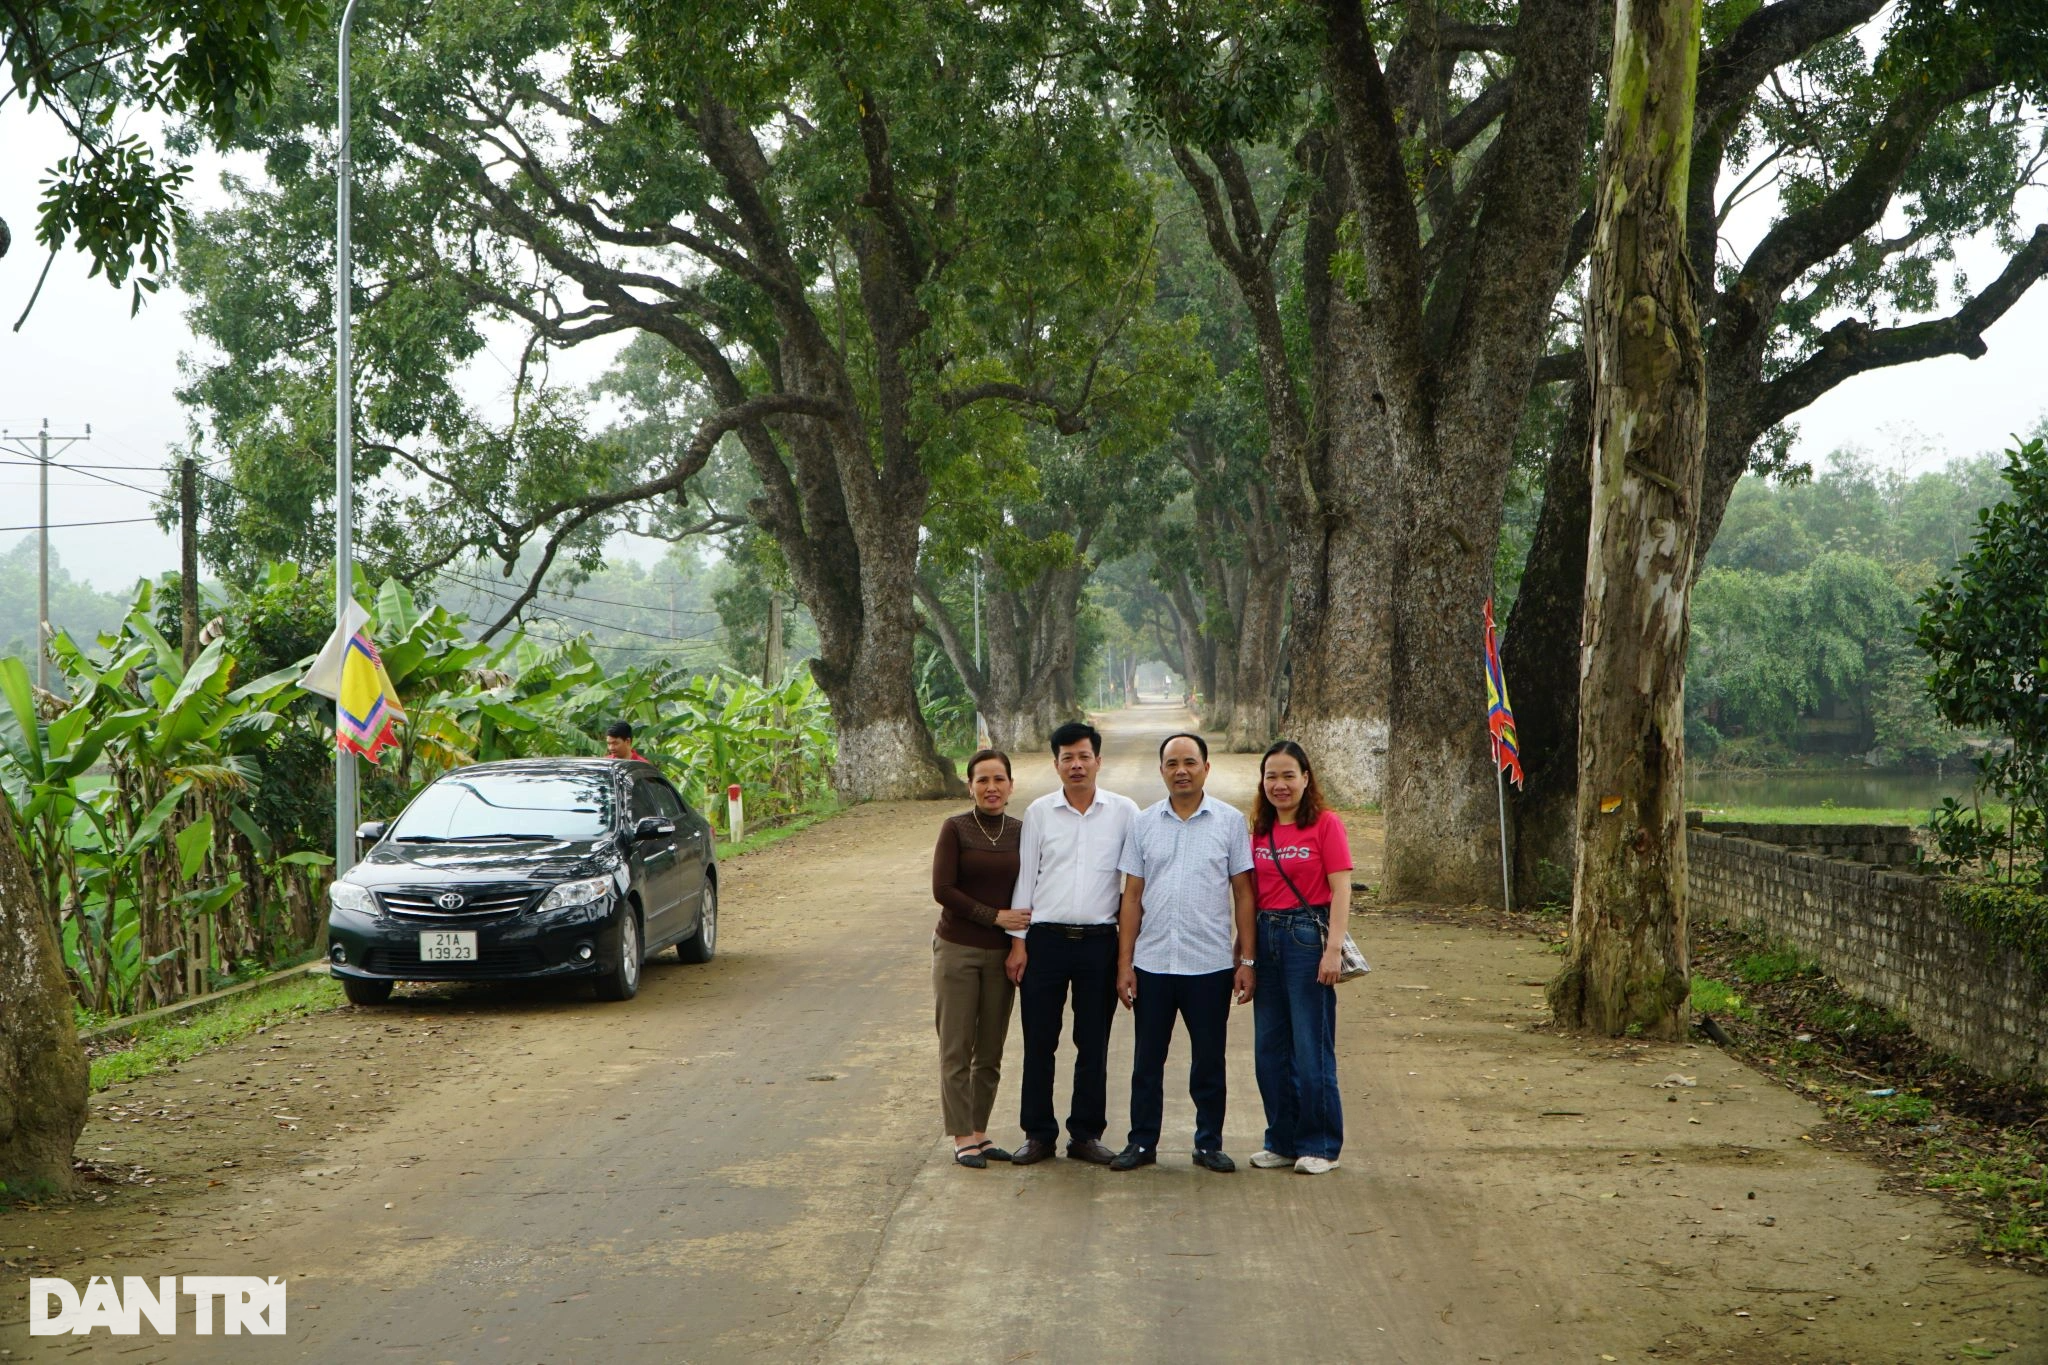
[1687,767,1981,813]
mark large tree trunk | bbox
[1162,570,1216,710]
[916,551,1088,761]
[1316,0,1598,903]
[1503,379,1595,906]
[1377,443,1510,903]
[1283,152,1395,804]
[1225,559,1287,751]
[0,800,88,1195]
[807,504,962,800]
[1549,0,1706,1040]
[1194,547,1242,730]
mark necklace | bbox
[970,806,1005,846]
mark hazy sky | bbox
[3,93,2045,595]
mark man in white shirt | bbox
[1006,721,1140,1166]
[1109,731,1255,1173]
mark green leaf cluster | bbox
[1917,437,2048,878]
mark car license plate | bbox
[419,930,477,962]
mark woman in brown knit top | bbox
[932,749,1031,1167]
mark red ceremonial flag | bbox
[1483,599,1523,788]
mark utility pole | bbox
[180,455,200,665]
[0,420,90,693]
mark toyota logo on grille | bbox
[435,891,466,911]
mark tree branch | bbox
[913,575,987,698]
[1316,0,1431,408]
[1757,223,2048,428]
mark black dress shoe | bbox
[978,1143,1013,1163]
[1066,1137,1116,1165]
[1192,1148,1236,1173]
[1109,1144,1156,1171]
[1010,1137,1057,1165]
[952,1145,988,1168]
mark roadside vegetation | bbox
[84,972,343,1091]
[0,567,839,1023]
[1689,923,2048,1270]
[1672,447,2014,772]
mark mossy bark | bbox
[1550,0,1706,1039]
[0,799,88,1195]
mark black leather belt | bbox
[1031,922,1118,939]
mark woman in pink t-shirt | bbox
[1247,740,1352,1174]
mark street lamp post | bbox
[334,0,361,875]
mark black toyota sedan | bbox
[325,758,717,1005]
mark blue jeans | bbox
[1254,909,1343,1160]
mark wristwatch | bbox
[1237,958,1255,968]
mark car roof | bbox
[448,757,650,777]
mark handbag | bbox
[1264,827,1370,983]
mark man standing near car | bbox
[1109,731,1255,1174]
[604,720,647,763]
[1006,721,1138,1166]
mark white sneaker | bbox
[1249,1149,1293,1169]
[1294,1156,1340,1174]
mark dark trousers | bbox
[1018,926,1118,1144]
[1126,966,1234,1153]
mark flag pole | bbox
[334,0,361,876]
[1495,753,1512,913]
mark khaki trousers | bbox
[932,937,1016,1136]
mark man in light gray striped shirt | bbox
[1109,731,1255,1173]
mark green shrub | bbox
[1849,1091,1934,1124]
[1810,999,1909,1036]
[1939,881,2048,984]
[1690,975,1755,1020]
[1729,945,1819,985]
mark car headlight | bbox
[538,875,614,914]
[329,881,377,915]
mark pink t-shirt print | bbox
[1252,813,1355,912]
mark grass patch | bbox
[1927,1160,2048,1204]
[1729,945,1820,986]
[1810,998,1910,1037]
[1986,1213,2048,1260]
[88,973,344,1091]
[1696,804,1928,826]
[1689,975,1755,1021]
[716,794,847,860]
[1849,1091,1936,1125]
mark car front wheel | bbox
[594,905,642,1001]
[677,879,717,965]
[341,975,394,1006]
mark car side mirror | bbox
[634,815,676,842]
[355,820,388,845]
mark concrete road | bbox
[15,704,2046,1363]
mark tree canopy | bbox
[2,0,323,321]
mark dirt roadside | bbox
[2,705,2043,1363]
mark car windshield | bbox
[388,771,612,843]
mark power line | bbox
[0,458,194,473]
[445,573,727,645]
[7,458,167,500]
[438,565,722,617]
[0,516,156,531]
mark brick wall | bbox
[1688,826,2048,1085]
[1693,819,1920,869]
